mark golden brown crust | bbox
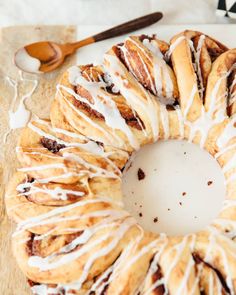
[5,30,236,294]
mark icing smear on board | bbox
[4,71,38,142]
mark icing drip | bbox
[4,73,38,142]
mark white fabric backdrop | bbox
[0,0,235,27]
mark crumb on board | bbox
[207,181,213,186]
[182,192,186,196]
[137,168,145,180]
[139,212,143,217]
[153,217,158,223]
[179,202,182,206]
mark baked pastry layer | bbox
[5,30,236,294]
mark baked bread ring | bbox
[5,30,236,294]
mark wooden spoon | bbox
[14,12,163,74]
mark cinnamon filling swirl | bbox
[227,70,236,116]
[40,137,66,153]
[152,266,165,295]
[26,232,83,257]
[192,253,230,294]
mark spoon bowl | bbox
[14,41,69,73]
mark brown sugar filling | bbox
[192,253,230,294]
[41,137,66,153]
[151,265,165,294]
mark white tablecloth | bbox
[0,0,235,27]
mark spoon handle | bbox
[70,12,163,50]
[92,12,163,41]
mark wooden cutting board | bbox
[0,25,77,295]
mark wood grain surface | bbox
[0,25,77,294]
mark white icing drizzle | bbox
[67,66,139,150]
[28,121,102,154]
[4,73,38,142]
[183,84,198,119]
[17,117,125,184]
[217,115,236,149]
[225,173,236,184]
[26,215,138,295]
[63,151,120,179]
[215,142,236,158]
[69,217,137,290]
[160,104,170,139]
[137,235,168,294]
[14,198,127,235]
[17,181,84,201]
[222,153,236,173]
[57,85,123,147]
[98,234,166,294]
[165,36,186,60]
[89,231,144,294]
[142,38,163,58]
[162,236,189,291]
[205,228,235,294]
[175,106,185,138]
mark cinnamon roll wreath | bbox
[5,30,236,294]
